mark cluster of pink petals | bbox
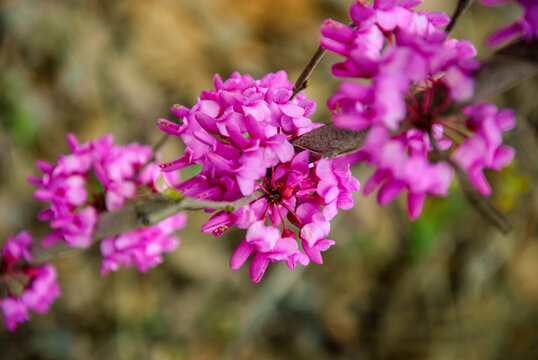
[221,152,360,282]
[158,71,319,197]
[159,71,360,282]
[320,0,516,219]
[1,232,60,332]
[453,103,516,196]
[100,212,187,275]
[352,126,454,219]
[479,0,538,46]
[28,133,186,276]
[29,133,181,249]
[321,0,478,130]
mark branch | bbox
[291,46,327,100]
[290,22,355,100]
[25,40,538,265]
[28,190,264,265]
[446,0,472,34]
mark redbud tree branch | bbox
[28,190,265,265]
[291,46,326,100]
[24,38,538,265]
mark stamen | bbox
[406,104,421,122]
[275,204,289,232]
[270,167,276,188]
[281,202,303,226]
[442,124,469,141]
[430,91,453,118]
[261,203,270,222]
[421,86,434,115]
[255,183,272,196]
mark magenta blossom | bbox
[159,71,361,282]
[28,134,187,276]
[29,133,183,249]
[100,212,187,275]
[452,103,516,195]
[320,0,515,219]
[1,232,61,332]
[158,71,319,197]
[479,0,538,46]
[197,149,358,282]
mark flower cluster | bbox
[159,71,360,282]
[158,71,319,196]
[320,0,516,219]
[100,212,187,275]
[1,232,60,332]
[452,103,516,196]
[479,0,538,46]
[28,134,186,273]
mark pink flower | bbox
[1,231,33,265]
[30,133,184,249]
[225,150,358,282]
[479,0,538,46]
[356,126,454,219]
[159,71,320,199]
[230,222,305,283]
[1,298,29,332]
[1,232,61,332]
[453,104,516,195]
[100,213,186,275]
[300,215,335,265]
[316,158,361,219]
[20,265,61,315]
[321,1,515,220]
[159,71,361,282]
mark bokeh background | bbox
[1,0,537,359]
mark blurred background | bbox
[1,0,537,359]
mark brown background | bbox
[1,0,537,359]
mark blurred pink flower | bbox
[1,232,60,332]
[479,0,538,46]
[320,0,515,219]
[159,71,361,281]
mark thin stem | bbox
[26,190,266,266]
[430,91,453,118]
[255,183,272,196]
[291,46,327,100]
[261,203,271,222]
[446,0,472,34]
[281,202,302,227]
[274,204,288,231]
[290,21,356,100]
[441,123,468,140]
